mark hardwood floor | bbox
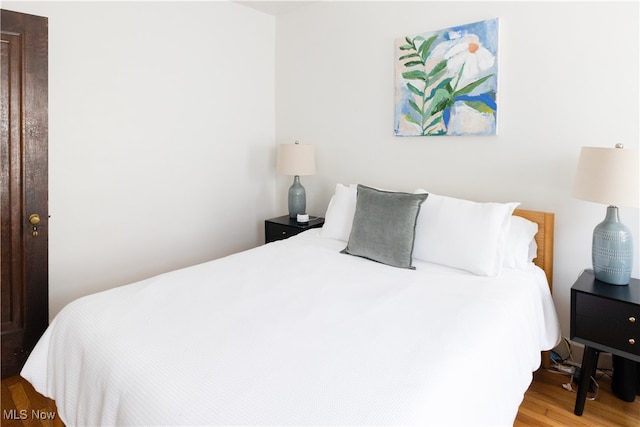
[2,369,638,426]
[1,376,62,427]
[515,369,639,426]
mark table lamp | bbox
[277,140,316,218]
[572,144,639,285]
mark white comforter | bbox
[22,230,560,426]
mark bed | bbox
[21,185,561,426]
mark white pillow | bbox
[503,216,538,269]
[529,238,538,263]
[321,184,357,241]
[413,191,519,276]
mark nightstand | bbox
[264,215,324,244]
[570,269,640,415]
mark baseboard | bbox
[553,339,612,371]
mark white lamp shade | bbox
[277,143,316,176]
[572,146,639,208]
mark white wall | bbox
[275,1,640,341]
[5,0,638,342]
[5,1,277,317]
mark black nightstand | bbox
[570,269,640,415]
[264,215,324,244]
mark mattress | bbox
[22,229,561,426]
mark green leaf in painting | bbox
[424,115,442,134]
[402,70,428,81]
[405,36,415,48]
[436,77,454,91]
[453,63,465,90]
[428,88,452,116]
[453,74,494,97]
[462,100,495,114]
[399,44,414,51]
[426,77,453,100]
[417,35,438,62]
[408,99,422,115]
[403,60,424,68]
[399,52,420,61]
[426,60,447,80]
[407,83,424,97]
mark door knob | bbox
[29,214,40,225]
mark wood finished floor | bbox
[1,375,62,427]
[515,369,639,426]
[2,368,638,426]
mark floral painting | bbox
[394,18,498,136]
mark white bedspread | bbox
[22,230,560,426]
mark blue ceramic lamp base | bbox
[592,206,633,285]
[288,175,306,219]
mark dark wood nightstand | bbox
[570,269,640,415]
[264,215,324,244]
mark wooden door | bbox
[1,9,49,379]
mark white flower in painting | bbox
[429,38,457,63]
[444,34,495,89]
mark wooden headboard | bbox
[513,209,555,292]
[513,209,555,369]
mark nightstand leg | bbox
[574,346,599,416]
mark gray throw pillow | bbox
[341,185,428,269]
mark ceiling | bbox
[235,1,319,16]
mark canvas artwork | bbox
[394,18,499,136]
